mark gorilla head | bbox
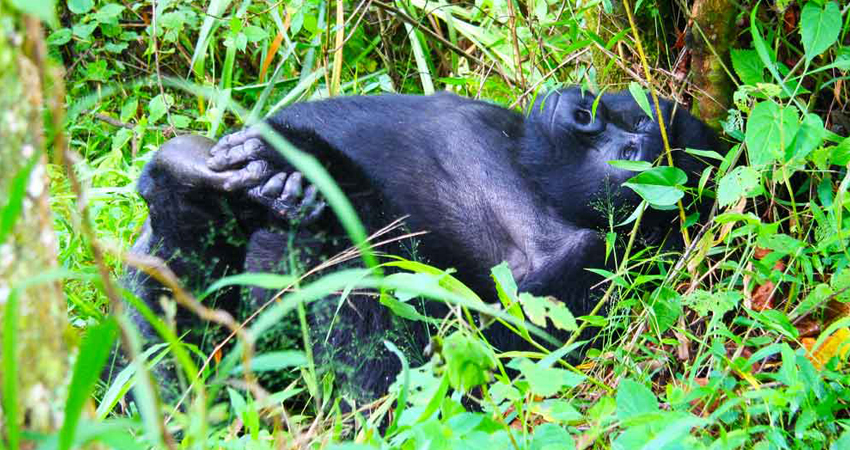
[520,87,719,230]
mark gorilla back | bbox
[125,88,718,400]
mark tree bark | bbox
[687,0,736,128]
[0,16,69,443]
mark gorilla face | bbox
[520,87,714,229]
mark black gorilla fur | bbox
[125,87,718,400]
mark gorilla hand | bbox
[207,129,325,225]
[248,171,326,225]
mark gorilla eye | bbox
[622,145,638,160]
[574,109,592,126]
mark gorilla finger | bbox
[301,185,319,206]
[209,128,261,156]
[261,172,288,197]
[302,200,326,225]
[208,138,267,171]
[223,160,272,191]
[280,172,304,202]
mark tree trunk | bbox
[0,16,69,444]
[688,0,736,129]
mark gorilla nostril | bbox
[574,109,592,126]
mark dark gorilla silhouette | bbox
[125,88,718,400]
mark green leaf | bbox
[120,98,138,123]
[530,423,575,450]
[616,379,658,421]
[717,165,761,208]
[650,287,681,334]
[60,318,119,450]
[72,22,97,39]
[0,152,39,246]
[622,166,687,207]
[684,147,726,161]
[244,25,269,42]
[147,94,171,124]
[111,128,133,152]
[628,82,654,120]
[730,48,765,84]
[47,28,73,46]
[519,293,577,331]
[92,3,124,22]
[231,351,307,374]
[745,101,800,166]
[786,113,825,164]
[829,136,850,166]
[68,0,93,14]
[608,160,653,171]
[9,0,55,23]
[682,289,741,318]
[519,359,584,397]
[491,261,518,303]
[96,343,169,420]
[442,332,496,391]
[548,301,578,331]
[520,292,548,328]
[757,233,806,255]
[800,1,841,62]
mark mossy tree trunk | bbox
[0,15,69,443]
[688,0,736,128]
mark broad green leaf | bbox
[120,98,138,123]
[616,379,658,421]
[548,301,578,331]
[491,261,518,303]
[111,128,133,152]
[786,113,825,164]
[92,3,124,22]
[829,136,850,166]
[442,332,496,391]
[717,165,761,208]
[628,82,654,120]
[72,22,97,39]
[730,48,765,84]
[9,0,56,23]
[608,160,653,171]
[800,1,841,62]
[622,166,687,207]
[519,359,584,397]
[530,423,574,450]
[519,293,577,331]
[47,28,72,46]
[757,233,806,255]
[244,25,269,42]
[745,101,799,166]
[68,0,93,14]
[650,287,681,334]
[147,94,171,124]
[682,290,741,318]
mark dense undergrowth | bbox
[3,0,850,448]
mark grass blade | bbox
[59,318,119,450]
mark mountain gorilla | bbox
[126,87,718,400]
